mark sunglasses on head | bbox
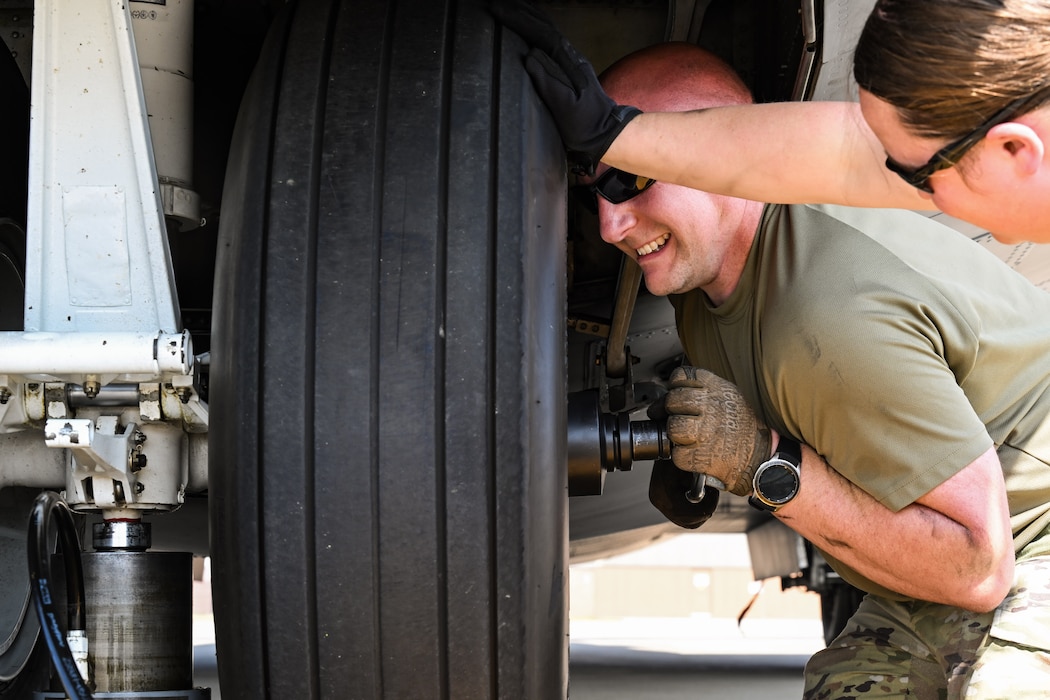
[885,92,1044,194]
[572,167,656,214]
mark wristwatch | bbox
[748,437,802,512]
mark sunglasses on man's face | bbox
[573,167,656,214]
[884,92,1042,194]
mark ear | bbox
[985,121,1045,177]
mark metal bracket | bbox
[45,416,140,509]
[44,414,187,511]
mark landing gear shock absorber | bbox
[35,518,208,700]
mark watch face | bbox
[758,460,800,503]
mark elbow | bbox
[956,549,1015,613]
[961,583,1011,614]
[944,500,1016,612]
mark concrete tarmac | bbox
[569,643,807,699]
[192,644,807,699]
[567,617,816,699]
[192,617,820,699]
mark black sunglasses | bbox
[572,167,656,214]
[885,92,1044,193]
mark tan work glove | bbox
[663,366,771,497]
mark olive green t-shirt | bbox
[671,203,1050,599]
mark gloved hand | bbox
[663,366,771,497]
[648,459,720,529]
[490,0,642,174]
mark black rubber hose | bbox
[26,491,93,700]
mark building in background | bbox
[570,533,821,623]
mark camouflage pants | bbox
[803,536,1050,699]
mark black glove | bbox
[491,0,641,174]
[649,459,720,529]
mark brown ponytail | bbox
[854,0,1050,139]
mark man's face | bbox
[592,166,749,302]
[596,46,763,301]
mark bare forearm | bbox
[603,102,933,211]
[776,445,1013,612]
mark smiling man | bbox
[593,45,761,304]
[585,42,1050,699]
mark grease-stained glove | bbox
[663,366,771,497]
[648,459,720,529]
[490,0,641,174]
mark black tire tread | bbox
[209,1,568,697]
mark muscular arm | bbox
[777,443,1014,612]
[604,102,935,211]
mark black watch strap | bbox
[776,436,801,464]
